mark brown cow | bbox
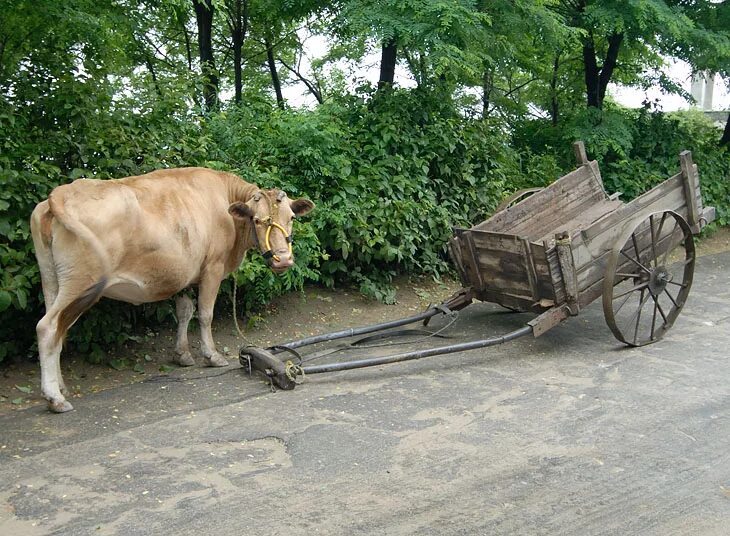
[30,168,314,413]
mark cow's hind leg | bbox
[197,264,228,367]
[174,294,196,366]
[36,309,69,412]
[37,278,106,413]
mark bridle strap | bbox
[251,191,292,263]
[264,221,292,262]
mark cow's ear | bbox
[290,198,314,217]
[228,202,254,220]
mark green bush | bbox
[2,86,728,365]
[511,106,730,223]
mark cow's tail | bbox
[47,190,110,339]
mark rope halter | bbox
[252,191,293,263]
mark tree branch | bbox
[278,56,323,104]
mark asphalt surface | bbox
[1,252,729,536]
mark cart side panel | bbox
[469,231,532,298]
[456,230,555,311]
[571,171,705,308]
[448,233,483,291]
[476,162,606,240]
[578,172,693,244]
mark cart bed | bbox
[448,143,715,319]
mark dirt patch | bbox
[0,275,461,415]
[3,226,729,415]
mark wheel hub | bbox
[648,266,671,296]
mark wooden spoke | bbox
[649,214,658,268]
[613,291,634,316]
[620,250,651,274]
[663,288,680,308]
[632,289,649,345]
[612,281,649,301]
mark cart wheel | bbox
[602,210,695,346]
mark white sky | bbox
[610,58,730,111]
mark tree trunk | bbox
[225,0,248,105]
[482,67,492,119]
[378,37,397,89]
[182,22,193,70]
[144,55,162,98]
[583,32,601,109]
[720,113,730,146]
[193,0,218,111]
[265,37,284,110]
[550,55,560,125]
[598,32,623,103]
[583,30,623,109]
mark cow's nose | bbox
[271,253,293,272]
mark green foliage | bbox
[2,0,729,366]
[512,106,730,224]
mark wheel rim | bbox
[603,210,695,346]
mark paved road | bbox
[1,252,729,536]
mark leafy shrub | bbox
[511,106,730,223]
[3,85,727,365]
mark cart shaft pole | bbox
[301,325,533,374]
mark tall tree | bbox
[553,0,730,111]
[378,37,397,88]
[265,35,285,109]
[223,0,249,105]
[193,0,218,110]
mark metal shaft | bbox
[271,307,444,352]
[301,325,533,374]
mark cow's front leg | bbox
[197,263,228,367]
[174,294,195,366]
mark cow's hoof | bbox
[175,351,195,367]
[49,399,74,413]
[206,354,228,367]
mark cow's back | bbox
[47,168,239,303]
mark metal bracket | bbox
[239,346,297,391]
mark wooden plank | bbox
[535,198,623,245]
[529,305,572,337]
[555,233,579,313]
[464,232,486,291]
[530,243,558,302]
[545,245,567,306]
[474,249,532,297]
[469,230,526,255]
[580,173,684,242]
[447,237,468,286]
[477,163,604,236]
[573,141,589,166]
[511,187,605,239]
[680,151,699,227]
[521,237,540,301]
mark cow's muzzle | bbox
[259,220,293,272]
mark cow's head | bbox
[228,190,315,273]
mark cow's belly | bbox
[103,273,192,305]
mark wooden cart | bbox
[241,142,717,390]
[448,142,716,346]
